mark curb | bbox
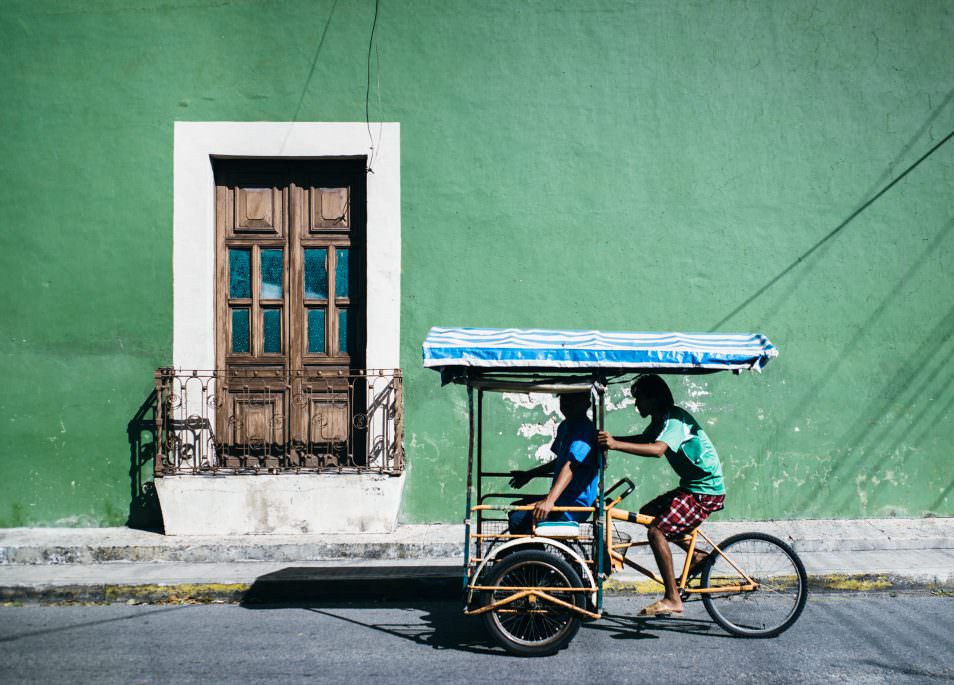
[606,573,954,595]
[2,573,951,606]
[0,543,465,566]
[4,540,954,566]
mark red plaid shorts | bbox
[640,488,725,539]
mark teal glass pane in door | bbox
[263,309,281,353]
[229,249,251,298]
[304,248,328,299]
[260,249,283,299]
[338,309,348,355]
[307,309,326,353]
[335,248,349,298]
[231,309,250,353]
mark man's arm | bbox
[598,431,668,458]
[509,459,556,489]
[532,461,575,521]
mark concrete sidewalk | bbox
[1,518,952,603]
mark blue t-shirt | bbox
[549,417,600,518]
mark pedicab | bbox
[422,327,808,656]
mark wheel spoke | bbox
[483,551,583,652]
[702,534,807,637]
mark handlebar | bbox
[604,477,636,503]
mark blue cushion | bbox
[535,521,581,538]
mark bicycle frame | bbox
[603,496,759,594]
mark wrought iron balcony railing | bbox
[153,368,404,476]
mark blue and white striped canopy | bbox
[422,327,778,372]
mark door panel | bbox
[213,159,366,470]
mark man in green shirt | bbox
[598,374,725,617]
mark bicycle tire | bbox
[480,549,585,656]
[701,532,808,637]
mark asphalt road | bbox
[1,594,952,684]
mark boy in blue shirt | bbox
[508,392,599,533]
[599,374,725,617]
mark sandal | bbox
[639,600,683,617]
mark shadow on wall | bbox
[126,390,164,532]
[709,88,954,333]
[826,302,954,515]
[710,90,954,517]
[758,223,954,517]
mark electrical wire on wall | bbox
[365,0,382,173]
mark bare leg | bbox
[673,537,708,574]
[647,524,683,613]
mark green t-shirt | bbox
[653,406,725,495]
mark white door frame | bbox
[172,121,401,372]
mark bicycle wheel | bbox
[701,532,808,637]
[480,549,586,657]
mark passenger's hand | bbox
[509,470,531,489]
[597,431,618,451]
[532,498,554,522]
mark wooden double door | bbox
[213,159,367,469]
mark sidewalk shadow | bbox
[239,565,499,654]
[126,389,164,533]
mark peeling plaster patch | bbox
[793,426,800,432]
[518,418,560,439]
[534,443,554,462]
[757,409,766,421]
[706,418,717,426]
[51,514,102,527]
[502,392,562,462]
[683,379,710,398]
[502,392,562,414]
[680,379,710,413]
[856,474,869,510]
[878,505,909,517]
[450,393,470,424]
[605,389,635,411]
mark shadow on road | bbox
[304,605,498,655]
[591,608,734,641]
[239,565,501,654]
[0,606,189,644]
[238,566,737,653]
[239,565,461,605]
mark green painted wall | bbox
[1,0,951,526]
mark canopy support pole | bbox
[593,380,607,614]
[462,383,475,596]
[476,388,484,563]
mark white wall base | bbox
[155,474,406,535]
